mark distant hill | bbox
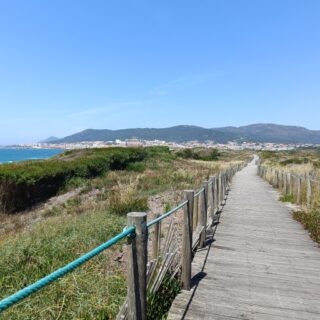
[51,124,320,144]
[41,136,59,143]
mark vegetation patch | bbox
[0,210,127,319]
[293,210,320,244]
[147,274,182,320]
[280,193,295,203]
[0,148,146,213]
[176,148,220,161]
[280,158,310,166]
[0,147,251,318]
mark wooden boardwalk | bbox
[168,159,320,320]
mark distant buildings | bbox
[12,139,320,151]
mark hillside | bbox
[51,124,320,144]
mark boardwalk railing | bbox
[0,162,246,319]
[258,165,320,208]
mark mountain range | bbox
[48,124,320,144]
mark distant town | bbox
[3,139,319,151]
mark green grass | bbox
[293,209,320,244]
[0,147,146,213]
[259,148,320,245]
[0,148,251,319]
[147,274,182,320]
[0,210,127,319]
[280,193,295,203]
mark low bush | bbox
[280,193,295,203]
[126,162,146,172]
[109,196,149,216]
[176,148,220,161]
[0,148,146,213]
[280,158,310,166]
[293,210,320,244]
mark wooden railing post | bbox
[214,174,218,213]
[193,195,199,232]
[152,214,161,260]
[127,212,148,320]
[199,181,208,249]
[307,177,312,208]
[182,190,194,290]
[283,172,287,194]
[209,176,215,219]
[222,173,226,203]
[296,175,301,205]
[216,174,221,209]
[288,173,293,195]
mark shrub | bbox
[0,148,147,213]
[280,158,309,166]
[280,193,295,203]
[109,195,148,215]
[126,162,146,173]
[293,210,320,244]
[176,148,220,161]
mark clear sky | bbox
[1,0,320,144]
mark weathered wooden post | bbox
[209,176,216,219]
[283,172,287,194]
[216,174,221,209]
[219,173,223,205]
[152,214,161,260]
[307,177,312,208]
[213,175,218,214]
[296,175,301,205]
[127,212,148,320]
[222,173,226,201]
[288,173,293,195]
[193,194,199,232]
[199,181,208,248]
[275,170,279,188]
[182,190,194,290]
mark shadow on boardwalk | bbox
[168,160,320,320]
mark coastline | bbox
[0,148,63,164]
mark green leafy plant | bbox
[147,274,182,320]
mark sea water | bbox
[0,148,63,164]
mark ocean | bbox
[0,148,63,164]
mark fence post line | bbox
[127,212,148,320]
[182,190,194,290]
[152,214,161,260]
[199,181,208,248]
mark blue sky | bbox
[1,0,320,144]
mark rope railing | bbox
[0,161,248,319]
[194,188,205,198]
[146,200,188,228]
[0,226,135,313]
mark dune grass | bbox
[260,148,320,245]
[0,148,251,319]
[0,210,127,319]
